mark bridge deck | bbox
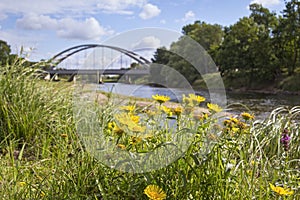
[45,69,150,75]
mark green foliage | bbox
[1,61,300,199]
[279,72,300,91]
[150,21,222,86]
[273,0,300,76]
[182,20,224,52]
[217,4,279,87]
[0,40,11,66]
[0,59,74,143]
[151,2,300,91]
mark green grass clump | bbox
[0,60,300,199]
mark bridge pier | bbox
[124,75,132,84]
[99,75,103,84]
[67,73,77,82]
[44,73,59,81]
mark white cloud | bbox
[132,36,161,50]
[181,11,195,22]
[139,3,161,19]
[16,14,113,40]
[0,0,147,16]
[250,0,281,7]
[16,13,57,30]
[57,17,111,40]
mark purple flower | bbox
[280,134,291,144]
[280,129,291,151]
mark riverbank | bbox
[192,71,300,96]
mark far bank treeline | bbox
[150,1,300,92]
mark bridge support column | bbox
[97,70,103,84]
[45,73,59,81]
[123,75,132,84]
[67,74,77,82]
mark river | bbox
[97,83,300,119]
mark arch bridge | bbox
[44,44,152,82]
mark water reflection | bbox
[97,83,300,119]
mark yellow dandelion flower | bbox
[223,119,232,127]
[237,121,248,129]
[17,181,26,187]
[60,133,68,138]
[194,113,208,121]
[145,109,156,118]
[160,105,172,116]
[116,144,126,150]
[230,117,239,124]
[152,94,170,104]
[189,94,206,103]
[269,183,294,195]
[231,127,240,133]
[144,185,167,200]
[241,112,255,121]
[120,105,136,113]
[172,106,183,116]
[183,94,205,106]
[130,136,142,145]
[246,170,252,175]
[130,115,140,124]
[115,113,146,133]
[207,103,222,113]
[113,125,124,135]
[129,124,146,132]
[107,122,115,130]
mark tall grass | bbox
[0,60,299,199]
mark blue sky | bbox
[0,0,285,61]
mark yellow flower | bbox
[60,133,68,138]
[130,136,142,145]
[241,112,255,121]
[183,94,205,106]
[130,115,140,123]
[223,119,232,127]
[231,127,240,133]
[152,94,170,104]
[172,106,183,116]
[160,105,172,116]
[145,109,156,118]
[17,181,26,187]
[107,122,115,130]
[144,185,167,200]
[115,113,145,133]
[207,103,222,113]
[130,124,146,132]
[237,121,248,129]
[269,183,294,195]
[120,105,136,113]
[113,124,124,135]
[116,144,126,150]
[230,117,239,124]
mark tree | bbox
[0,40,11,66]
[217,4,279,87]
[273,0,300,75]
[150,21,223,86]
[182,21,223,61]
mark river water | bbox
[97,83,300,119]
